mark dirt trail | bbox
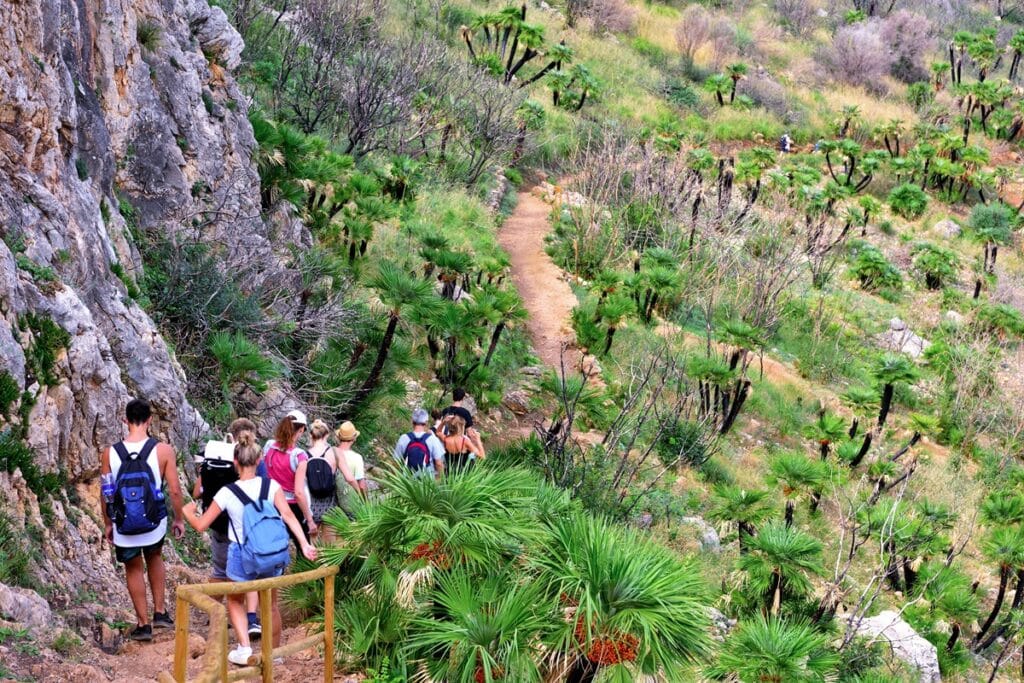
[498,188,581,370]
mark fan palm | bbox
[738,521,825,615]
[598,293,633,355]
[973,526,1024,650]
[710,615,839,682]
[873,354,919,429]
[352,261,443,406]
[409,568,553,683]
[726,63,748,103]
[918,562,980,652]
[766,451,828,526]
[534,513,711,682]
[803,412,848,460]
[707,484,772,552]
[969,201,1015,274]
[704,74,731,107]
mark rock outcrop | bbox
[852,610,942,683]
[0,0,299,601]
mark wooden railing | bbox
[156,564,338,683]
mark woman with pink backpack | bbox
[262,410,316,550]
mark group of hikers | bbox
[99,389,485,666]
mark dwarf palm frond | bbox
[709,615,839,682]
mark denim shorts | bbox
[226,542,284,582]
[209,528,229,580]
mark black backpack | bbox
[200,457,238,535]
[112,439,166,535]
[403,432,432,473]
[307,448,336,498]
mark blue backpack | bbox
[227,479,291,578]
[112,439,166,535]
[403,432,432,473]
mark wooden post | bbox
[260,588,273,683]
[323,575,335,683]
[219,609,228,683]
[173,594,189,682]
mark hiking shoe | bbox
[247,620,262,640]
[153,612,174,629]
[129,624,153,642]
[228,645,253,666]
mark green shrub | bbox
[632,37,669,66]
[906,82,933,109]
[51,630,84,657]
[664,79,700,109]
[849,243,902,291]
[0,371,18,418]
[201,90,215,114]
[75,158,88,181]
[136,19,162,51]
[503,167,523,186]
[888,183,929,220]
[911,242,960,290]
[109,262,142,300]
[0,513,35,588]
[0,429,61,497]
[22,314,69,386]
[975,302,1024,338]
[656,419,711,469]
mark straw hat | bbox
[336,421,360,442]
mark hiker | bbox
[183,430,316,666]
[394,408,446,479]
[100,398,185,642]
[335,421,368,498]
[438,412,484,474]
[263,410,316,550]
[306,419,360,540]
[192,417,262,639]
[437,388,486,459]
[779,133,792,154]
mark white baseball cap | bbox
[286,409,308,426]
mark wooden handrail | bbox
[157,564,338,683]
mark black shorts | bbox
[286,502,310,552]
[115,537,165,564]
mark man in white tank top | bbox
[100,399,184,642]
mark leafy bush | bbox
[663,79,700,109]
[0,372,18,418]
[656,419,711,469]
[22,314,69,386]
[849,244,902,291]
[210,331,281,396]
[0,429,61,496]
[911,242,960,290]
[888,183,929,220]
[136,19,162,51]
[975,302,1024,338]
[906,82,934,109]
[0,513,35,588]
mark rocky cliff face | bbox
[0,0,289,601]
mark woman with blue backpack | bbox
[183,430,317,666]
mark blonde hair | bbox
[228,417,257,440]
[309,419,330,440]
[234,430,261,467]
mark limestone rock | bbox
[932,219,961,239]
[944,310,965,327]
[681,516,721,554]
[877,318,930,358]
[0,582,52,630]
[707,607,736,642]
[502,389,531,415]
[852,610,941,683]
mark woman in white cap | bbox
[263,410,315,550]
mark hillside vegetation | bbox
[4,0,1024,680]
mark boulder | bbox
[707,607,736,641]
[852,610,941,683]
[944,310,965,327]
[681,516,721,554]
[932,219,961,239]
[877,318,930,358]
[502,390,531,415]
[0,582,52,630]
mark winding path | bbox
[498,188,580,370]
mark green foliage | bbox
[0,372,18,419]
[136,19,162,51]
[655,419,710,469]
[0,513,35,588]
[109,262,142,300]
[75,158,88,181]
[738,521,825,611]
[201,90,215,115]
[663,79,700,109]
[911,242,960,290]
[21,314,69,386]
[848,243,902,292]
[975,302,1024,338]
[0,429,62,496]
[710,615,838,682]
[969,201,1015,246]
[887,183,929,220]
[209,331,281,396]
[906,82,933,110]
[50,630,84,657]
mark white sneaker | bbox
[228,645,252,666]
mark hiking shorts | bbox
[209,528,230,580]
[115,538,164,564]
[226,542,283,582]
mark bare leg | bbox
[227,593,250,648]
[145,549,166,614]
[246,591,258,614]
[124,556,149,626]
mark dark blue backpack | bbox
[403,432,432,473]
[112,439,166,535]
[227,479,291,578]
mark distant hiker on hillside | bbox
[100,398,184,642]
[438,412,484,474]
[184,430,316,666]
[394,408,446,479]
[263,410,316,550]
[335,421,368,515]
[306,419,360,541]
[436,388,486,459]
[192,417,262,640]
[779,133,792,154]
